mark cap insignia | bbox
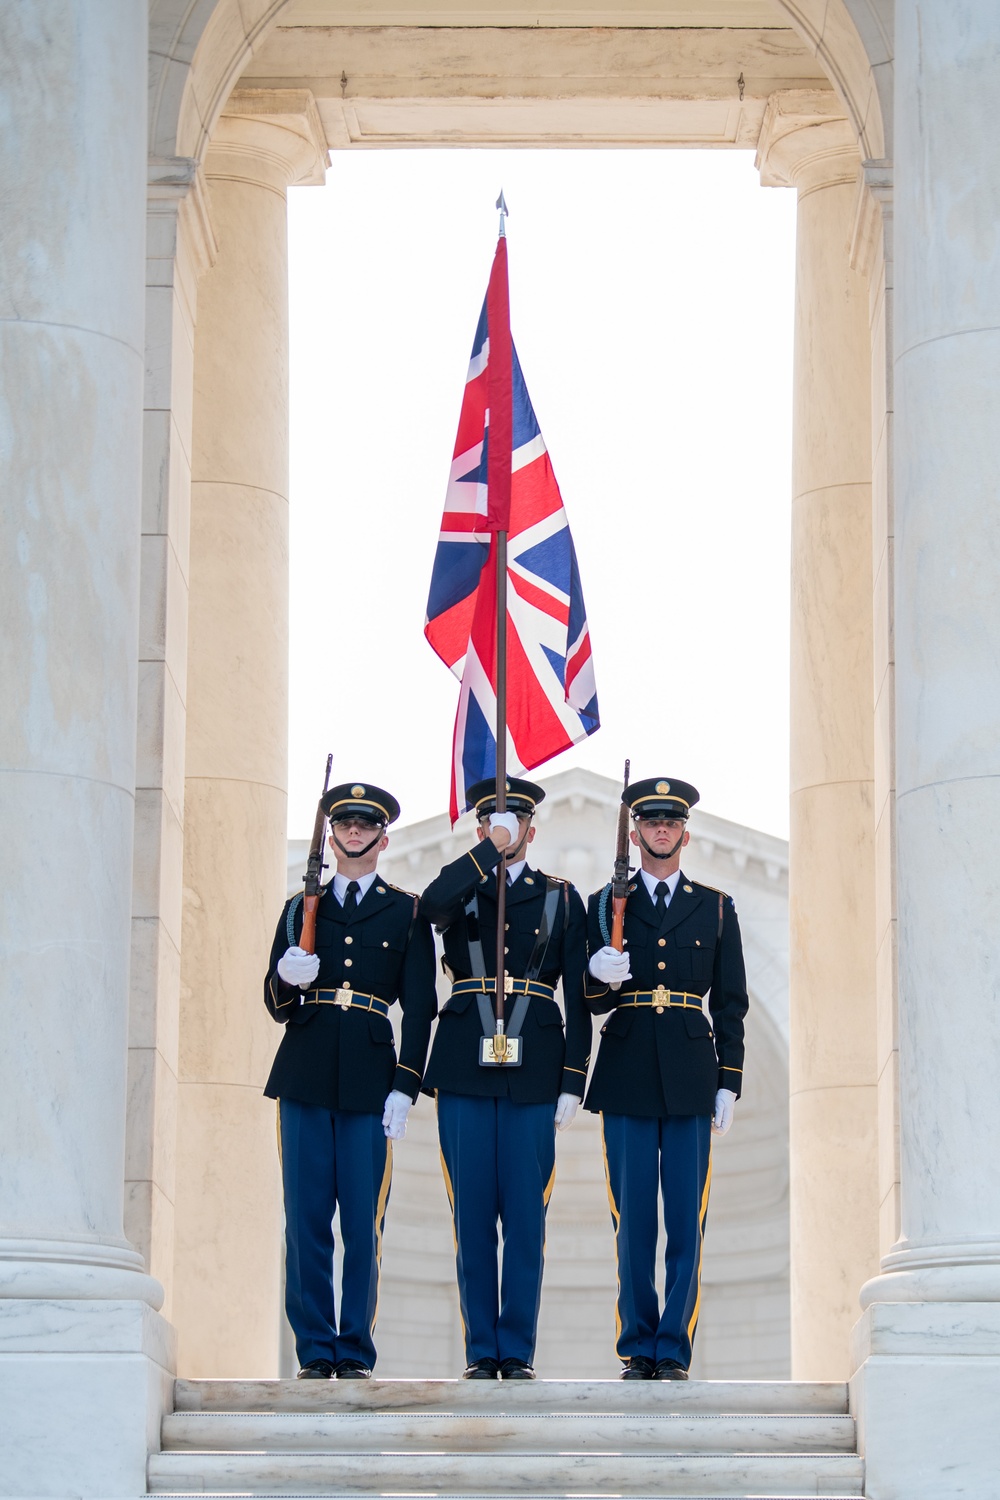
[351,785,365,798]
[656,781,671,794]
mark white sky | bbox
[287,149,796,841]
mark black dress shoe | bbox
[619,1356,655,1380]
[463,1357,500,1379]
[297,1359,335,1379]
[653,1358,689,1381]
[335,1358,372,1379]
[499,1358,535,1380]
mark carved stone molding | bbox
[756,88,861,195]
[208,88,330,190]
[850,158,893,282]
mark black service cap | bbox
[467,776,546,818]
[321,782,400,826]
[625,777,699,821]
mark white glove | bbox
[277,945,321,989]
[488,811,520,841]
[712,1088,737,1136]
[554,1093,580,1131]
[382,1090,412,1141]
[588,945,632,985]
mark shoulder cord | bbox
[598,882,613,946]
[286,892,303,948]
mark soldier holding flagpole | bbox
[422,197,598,1378]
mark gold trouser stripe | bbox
[370,1137,393,1337]
[685,1145,714,1345]
[275,1100,283,1168]
[434,1096,469,1351]
[600,1113,623,1353]
[543,1159,557,1208]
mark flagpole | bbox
[494,528,508,1032]
[493,191,509,1036]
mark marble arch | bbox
[141,0,893,1386]
[5,3,1000,1497]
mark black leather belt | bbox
[302,988,390,1017]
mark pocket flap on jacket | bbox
[600,1006,635,1038]
[683,1009,713,1040]
[368,1012,395,1046]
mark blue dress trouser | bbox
[601,1111,713,1370]
[278,1098,392,1369]
[436,1092,556,1365]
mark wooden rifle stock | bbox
[610,759,631,955]
[299,753,333,956]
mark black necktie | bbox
[345,880,360,912]
[655,880,669,918]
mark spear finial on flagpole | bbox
[496,189,508,238]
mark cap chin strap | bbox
[331,824,385,862]
[635,823,686,863]
[485,813,532,864]
[506,825,532,863]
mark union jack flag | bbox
[425,237,600,825]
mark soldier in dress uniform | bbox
[420,776,591,1380]
[584,777,748,1381]
[264,782,437,1380]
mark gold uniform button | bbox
[382,941,389,948]
[342,981,352,989]
[657,961,666,970]
[344,958,352,968]
[656,1005,665,1014]
[344,936,353,945]
[695,939,701,947]
[505,923,510,931]
[658,938,666,947]
[504,946,510,954]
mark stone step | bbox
[173,1378,849,1415]
[148,1450,864,1497]
[162,1410,857,1455]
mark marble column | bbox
[0,5,173,1494]
[173,90,328,1377]
[854,9,1000,1496]
[757,91,879,1380]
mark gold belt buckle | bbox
[655,984,667,1014]
[335,987,353,1010]
[503,974,515,995]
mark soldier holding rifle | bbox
[420,776,591,1380]
[264,776,437,1380]
[585,775,748,1381]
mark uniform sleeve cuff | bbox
[269,974,299,1011]
[393,1063,423,1102]
[560,1066,587,1098]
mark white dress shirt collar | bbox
[639,866,682,904]
[332,869,378,905]
[504,858,528,885]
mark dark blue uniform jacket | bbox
[584,872,748,1118]
[264,879,437,1114]
[420,838,591,1104]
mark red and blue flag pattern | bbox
[425,253,600,825]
